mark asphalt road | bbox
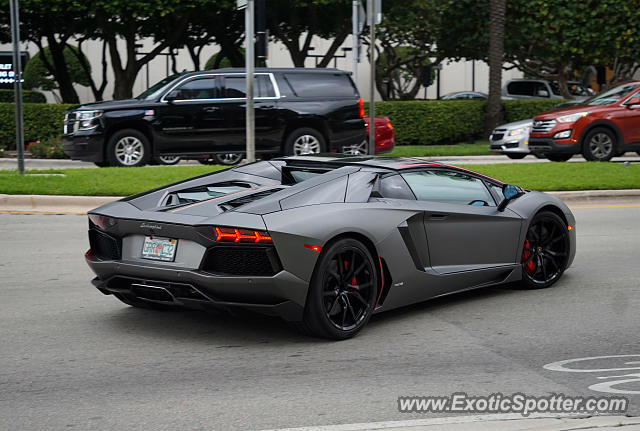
[0,204,639,430]
[1,153,640,170]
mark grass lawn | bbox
[387,141,491,157]
[0,161,638,196]
[0,165,227,196]
[459,162,640,191]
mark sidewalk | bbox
[262,415,640,431]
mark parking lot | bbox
[1,202,638,430]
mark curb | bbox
[1,190,640,215]
[0,194,121,214]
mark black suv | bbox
[62,68,366,167]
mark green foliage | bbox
[23,45,91,91]
[503,100,568,123]
[0,103,72,150]
[204,49,245,69]
[0,90,46,103]
[26,137,67,159]
[365,100,486,146]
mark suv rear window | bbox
[284,73,357,98]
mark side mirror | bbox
[497,184,522,212]
[165,90,180,102]
[626,96,640,106]
[537,89,549,98]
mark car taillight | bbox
[88,214,117,230]
[386,122,393,130]
[213,226,273,244]
[358,98,365,118]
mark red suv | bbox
[529,81,640,161]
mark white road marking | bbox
[544,355,640,395]
[257,413,585,431]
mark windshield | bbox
[136,73,184,100]
[584,83,640,106]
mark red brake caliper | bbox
[344,261,358,288]
[521,239,535,274]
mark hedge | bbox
[503,99,568,124]
[0,89,47,103]
[366,99,570,145]
[0,103,72,149]
[365,100,486,146]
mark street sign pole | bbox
[368,0,376,155]
[9,0,24,175]
[244,0,256,163]
[352,0,359,86]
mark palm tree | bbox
[485,0,506,136]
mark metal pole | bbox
[352,0,359,86]
[368,0,375,155]
[9,0,24,175]
[245,0,256,163]
[472,60,475,92]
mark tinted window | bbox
[401,170,495,206]
[137,73,184,100]
[222,75,276,98]
[174,78,217,100]
[284,73,357,98]
[507,81,534,96]
[585,83,640,106]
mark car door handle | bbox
[429,213,448,220]
[203,107,219,112]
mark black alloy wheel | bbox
[520,211,570,289]
[298,238,378,339]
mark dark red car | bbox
[529,81,640,161]
[342,116,395,155]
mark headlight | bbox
[556,112,589,123]
[76,110,103,130]
[508,128,525,136]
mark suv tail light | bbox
[358,98,365,118]
[213,226,273,244]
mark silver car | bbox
[489,119,532,159]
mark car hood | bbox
[73,99,148,111]
[495,119,532,130]
[534,104,610,120]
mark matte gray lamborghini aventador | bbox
[86,156,576,339]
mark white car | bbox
[489,119,532,159]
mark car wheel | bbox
[298,238,378,339]
[214,153,244,165]
[506,153,527,160]
[153,155,181,165]
[582,127,616,161]
[547,154,573,162]
[285,127,326,156]
[106,129,151,167]
[519,211,570,290]
[112,293,173,310]
[343,140,369,155]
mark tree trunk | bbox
[485,0,506,136]
[556,69,572,99]
[43,32,80,104]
